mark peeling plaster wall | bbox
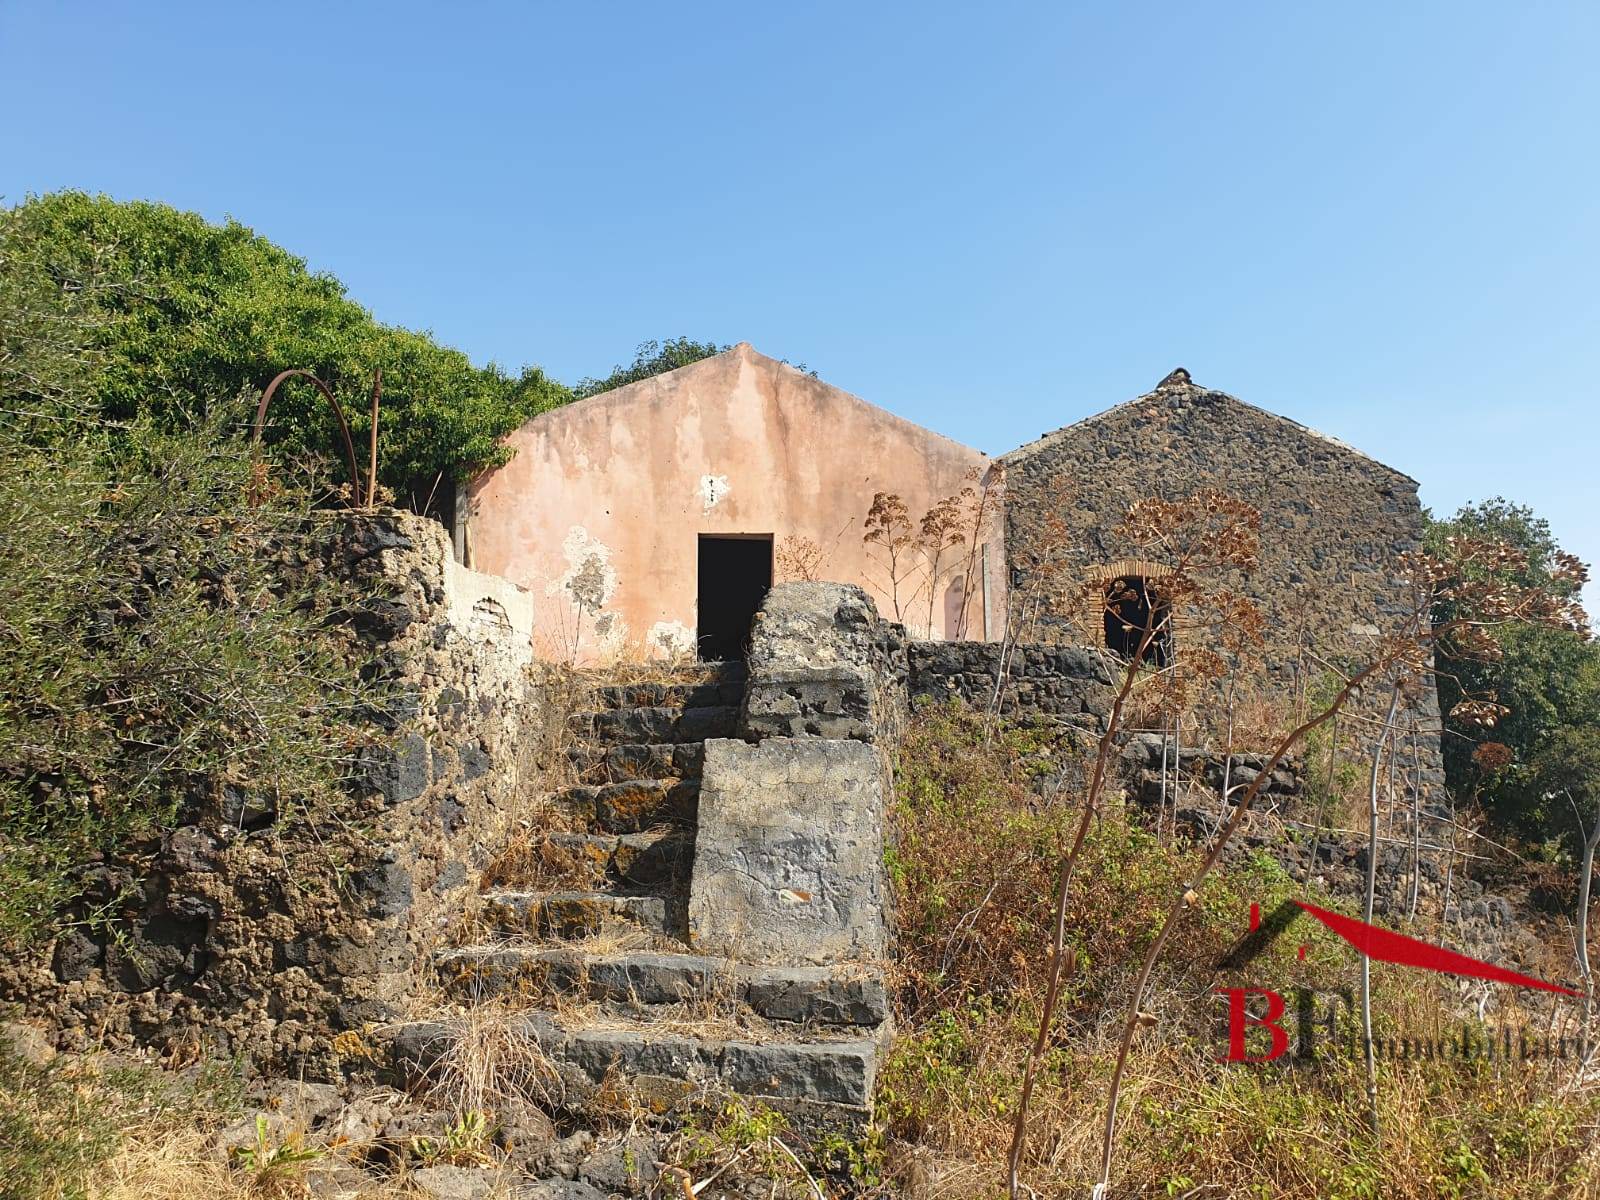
[445,557,533,640]
[464,344,1004,661]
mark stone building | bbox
[1003,368,1428,682]
[461,351,1431,702]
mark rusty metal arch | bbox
[250,368,382,506]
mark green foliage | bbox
[411,1109,497,1167]
[1426,499,1600,851]
[229,1113,324,1180]
[0,406,379,947]
[570,337,820,398]
[1,192,570,512]
[0,200,378,949]
[572,336,730,399]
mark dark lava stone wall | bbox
[0,511,541,1077]
[906,640,1113,729]
[1001,371,1445,796]
[1004,372,1423,673]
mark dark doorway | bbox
[1103,575,1172,668]
[697,535,773,661]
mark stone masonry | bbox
[0,510,541,1074]
[691,584,899,966]
[906,639,1114,727]
[1002,368,1446,810]
[387,583,899,1136]
[1003,369,1426,675]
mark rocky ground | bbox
[2,1018,832,1200]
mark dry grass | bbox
[540,969,755,1044]
[1,1047,434,1200]
[479,811,584,894]
[880,701,1600,1200]
[476,649,709,893]
[406,1000,565,1118]
[586,652,719,687]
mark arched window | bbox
[1103,575,1172,667]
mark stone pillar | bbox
[688,583,901,966]
[688,738,886,964]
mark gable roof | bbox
[1001,368,1416,486]
[529,341,989,461]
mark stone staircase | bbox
[384,654,889,1132]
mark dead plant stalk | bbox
[1008,489,1265,1199]
[1362,684,1404,1138]
[1088,529,1589,1194]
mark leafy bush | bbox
[1,192,570,511]
[0,200,379,948]
[1426,499,1600,853]
[572,337,729,399]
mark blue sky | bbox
[3,2,1596,605]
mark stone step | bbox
[383,1009,878,1113]
[569,742,707,790]
[479,890,669,940]
[567,742,705,784]
[571,705,741,746]
[553,778,698,833]
[592,679,745,711]
[433,947,887,1028]
[542,830,689,890]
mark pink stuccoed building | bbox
[459,343,1006,662]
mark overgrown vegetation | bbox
[1,192,571,513]
[572,337,729,399]
[0,1041,248,1200]
[2,193,758,516]
[881,701,1600,1198]
[1427,498,1600,858]
[0,202,377,948]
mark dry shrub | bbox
[776,534,829,582]
[890,702,1288,1024]
[881,700,1600,1199]
[473,662,598,895]
[479,806,583,893]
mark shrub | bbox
[0,192,570,512]
[0,203,379,948]
[880,700,1600,1198]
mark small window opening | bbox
[1103,575,1172,667]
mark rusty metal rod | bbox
[366,368,382,507]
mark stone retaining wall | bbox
[906,639,1113,727]
[0,510,542,1076]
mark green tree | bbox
[1,191,569,512]
[572,336,730,398]
[1427,498,1600,852]
[0,197,377,947]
